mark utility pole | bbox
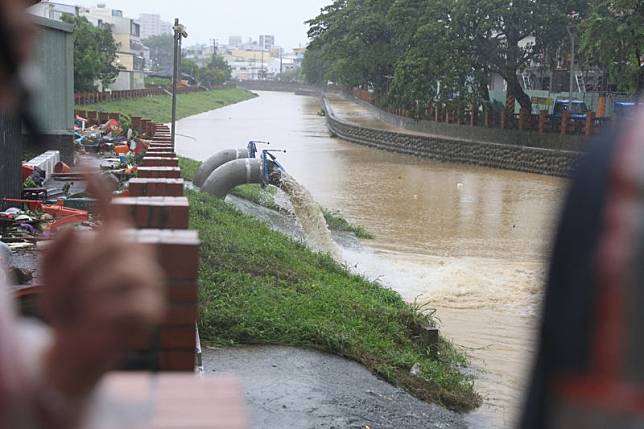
[567,24,576,111]
[210,38,218,60]
[171,19,188,147]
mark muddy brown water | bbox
[176,91,567,428]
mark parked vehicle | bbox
[614,101,644,120]
[552,99,589,122]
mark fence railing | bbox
[352,88,611,137]
[74,86,206,106]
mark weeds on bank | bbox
[77,88,257,123]
[187,188,480,411]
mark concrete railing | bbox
[323,97,582,178]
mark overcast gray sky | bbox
[66,0,331,49]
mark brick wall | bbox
[113,121,201,372]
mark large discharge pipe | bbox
[201,158,263,199]
[193,148,250,187]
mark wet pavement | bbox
[204,346,467,429]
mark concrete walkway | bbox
[325,93,405,132]
[204,346,467,429]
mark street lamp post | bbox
[171,19,188,147]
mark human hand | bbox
[41,173,165,397]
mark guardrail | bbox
[353,88,610,138]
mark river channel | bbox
[175,91,568,428]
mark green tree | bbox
[388,0,477,109]
[448,0,576,113]
[61,15,120,92]
[181,57,200,79]
[580,0,644,95]
[307,0,398,93]
[302,47,328,85]
[143,34,174,72]
[198,55,232,88]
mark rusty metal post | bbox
[538,111,548,133]
[585,111,595,136]
[561,111,571,135]
[518,108,528,130]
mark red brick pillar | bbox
[538,111,548,134]
[122,229,200,371]
[561,111,571,135]
[585,112,595,136]
[129,179,185,197]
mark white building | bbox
[139,13,172,40]
[27,1,79,20]
[259,35,275,51]
[80,4,145,90]
[228,36,242,48]
[184,44,215,67]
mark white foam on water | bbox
[279,174,340,260]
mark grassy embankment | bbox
[83,94,479,410]
[77,87,257,123]
[180,157,479,411]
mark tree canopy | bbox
[199,55,232,88]
[143,34,174,73]
[62,15,121,92]
[304,0,642,110]
[580,0,644,95]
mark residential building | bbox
[228,59,266,81]
[259,35,275,51]
[228,36,242,48]
[27,1,80,20]
[80,4,145,90]
[184,44,214,67]
[139,13,172,40]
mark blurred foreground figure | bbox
[521,107,644,428]
[0,1,165,428]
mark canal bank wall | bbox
[238,80,321,96]
[323,96,582,177]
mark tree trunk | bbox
[636,49,644,97]
[479,79,491,104]
[506,72,532,113]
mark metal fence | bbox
[353,88,612,137]
[74,86,206,106]
[0,113,22,204]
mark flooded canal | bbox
[176,91,567,427]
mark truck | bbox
[551,99,589,122]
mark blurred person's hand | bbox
[41,173,166,398]
[0,0,38,110]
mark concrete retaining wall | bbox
[238,80,320,94]
[323,97,582,177]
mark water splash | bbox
[279,174,340,260]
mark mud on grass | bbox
[187,189,480,412]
